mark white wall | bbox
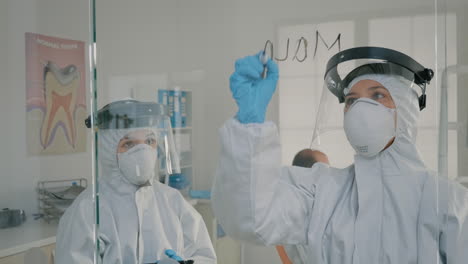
[0,0,92,220]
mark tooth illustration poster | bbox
[25,33,87,155]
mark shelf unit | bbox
[36,179,87,223]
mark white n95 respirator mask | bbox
[118,144,157,186]
[344,98,396,158]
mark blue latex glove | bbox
[230,51,279,123]
[165,249,184,261]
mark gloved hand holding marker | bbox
[165,249,183,261]
[153,260,194,264]
[149,249,194,264]
[230,51,279,124]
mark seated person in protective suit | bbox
[56,99,216,264]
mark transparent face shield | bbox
[86,100,180,186]
[311,47,434,166]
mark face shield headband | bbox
[324,46,434,110]
[85,99,169,130]
[85,99,180,176]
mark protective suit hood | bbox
[346,73,426,170]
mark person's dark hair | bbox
[292,149,318,168]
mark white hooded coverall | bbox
[56,127,216,264]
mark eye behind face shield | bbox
[324,46,434,111]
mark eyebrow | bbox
[367,85,386,91]
[122,132,155,140]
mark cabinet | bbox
[0,220,56,264]
[0,244,55,264]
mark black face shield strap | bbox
[324,46,434,110]
[85,100,168,129]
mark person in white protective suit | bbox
[56,100,216,264]
[211,47,468,263]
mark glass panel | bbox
[0,0,93,263]
[89,0,468,263]
[93,0,227,261]
[436,1,468,262]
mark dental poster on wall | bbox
[25,33,87,155]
